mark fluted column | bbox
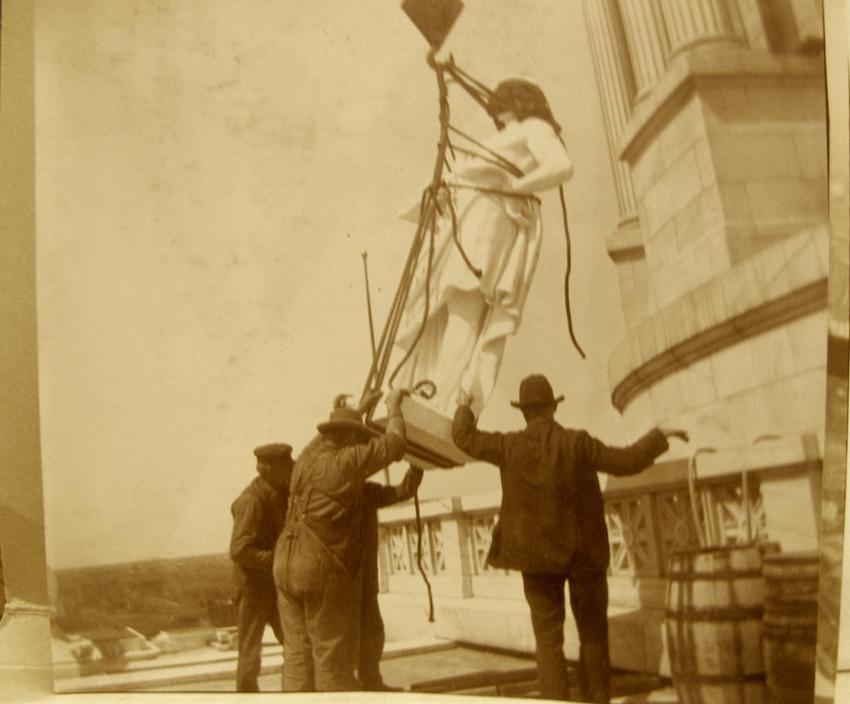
[617,0,670,103]
[659,0,745,56]
[581,0,639,221]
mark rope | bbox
[449,182,540,203]
[444,185,483,279]
[413,379,436,399]
[445,58,498,115]
[447,144,517,175]
[687,447,717,548]
[414,490,435,622]
[388,191,438,389]
[361,186,434,405]
[361,252,377,361]
[558,183,585,359]
[447,124,523,177]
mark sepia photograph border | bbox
[1,0,849,702]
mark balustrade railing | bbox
[377,439,812,601]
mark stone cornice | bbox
[609,226,829,412]
[605,216,645,264]
[618,45,824,164]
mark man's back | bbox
[452,405,668,573]
[230,476,288,582]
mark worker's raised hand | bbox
[658,424,689,443]
[408,464,425,489]
[401,465,425,499]
[386,387,411,412]
[456,388,473,407]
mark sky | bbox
[35,0,633,569]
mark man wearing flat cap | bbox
[274,388,408,692]
[452,374,688,704]
[229,442,294,692]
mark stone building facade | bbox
[377,0,829,677]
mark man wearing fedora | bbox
[229,442,294,692]
[274,388,408,692]
[452,374,688,703]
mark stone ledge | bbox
[606,217,646,263]
[619,44,824,163]
[608,225,828,412]
[378,492,500,524]
[604,433,821,496]
[378,496,457,524]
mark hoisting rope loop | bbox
[388,190,438,390]
[413,379,437,399]
[414,489,435,623]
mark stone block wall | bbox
[623,48,826,310]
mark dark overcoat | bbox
[452,406,668,572]
[230,476,288,597]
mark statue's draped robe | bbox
[393,117,570,416]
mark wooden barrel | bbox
[665,543,779,704]
[762,551,819,704]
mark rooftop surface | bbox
[56,636,676,701]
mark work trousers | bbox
[357,587,386,689]
[521,567,610,703]
[235,577,284,692]
[275,526,362,692]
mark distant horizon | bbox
[51,550,232,574]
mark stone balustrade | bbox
[377,434,820,604]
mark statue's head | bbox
[487,78,560,133]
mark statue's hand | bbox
[658,424,689,443]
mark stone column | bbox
[658,0,745,56]
[617,0,670,103]
[438,499,473,598]
[582,1,655,328]
[0,1,54,697]
[582,0,639,221]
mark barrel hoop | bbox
[665,606,763,622]
[764,627,818,644]
[666,568,764,581]
[764,604,819,618]
[764,573,820,583]
[674,672,766,685]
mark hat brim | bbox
[510,394,564,409]
[316,419,378,438]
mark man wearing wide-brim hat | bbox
[274,387,408,692]
[229,442,294,692]
[452,374,688,703]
